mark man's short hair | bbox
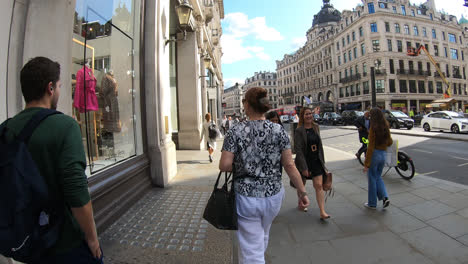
[20,57,60,103]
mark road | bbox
[284,123,468,185]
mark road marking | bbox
[413,149,433,154]
[458,163,468,167]
[420,171,438,176]
[451,156,468,161]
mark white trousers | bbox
[236,188,285,264]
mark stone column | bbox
[385,100,391,110]
[416,100,420,113]
[177,32,203,150]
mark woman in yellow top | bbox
[363,108,393,209]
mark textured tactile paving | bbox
[100,190,211,252]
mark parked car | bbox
[382,110,414,130]
[341,110,364,125]
[421,111,468,134]
[313,114,323,124]
[322,112,343,125]
[280,115,290,123]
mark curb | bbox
[337,126,468,142]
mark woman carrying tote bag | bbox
[219,87,309,264]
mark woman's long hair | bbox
[265,111,282,126]
[369,108,390,145]
[298,107,318,131]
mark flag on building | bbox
[304,96,311,104]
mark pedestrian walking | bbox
[0,57,102,263]
[293,107,330,219]
[221,115,227,135]
[219,87,309,264]
[363,107,393,209]
[200,113,217,163]
[265,111,283,127]
[354,111,370,158]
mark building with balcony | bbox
[1,0,224,232]
[276,0,468,113]
[243,71,279,109]
[222,83,243,117]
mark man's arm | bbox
[71,202,101,259]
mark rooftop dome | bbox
[312,0,341,26]
[460,15,468,24]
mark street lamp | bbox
[370,59,380,108]
[165,0,193,46]
[199,53,212,78]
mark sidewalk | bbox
[339,125,468,142]
[267,146,468,264]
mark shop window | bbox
[72,0,142,176]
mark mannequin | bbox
[73,61,98,112]
[100,69,121,159]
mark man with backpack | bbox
[0,57,102,263]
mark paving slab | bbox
[427,213,468,238]
[457,208,468,218]
[371,207,427,234]
[436,192,468,210]
[400,226,468,264]
[388,192,428,208]
[411,186,453,200]
[401,200,457,221]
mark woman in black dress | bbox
[294,107,330,219]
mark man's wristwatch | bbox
[298,191,307,198]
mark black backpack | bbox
[208,122,218,140]
[0,109,63,263]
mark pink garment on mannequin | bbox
[74,66,99,113]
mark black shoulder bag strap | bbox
[17,109,62,143]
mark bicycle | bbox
[357,137,415,180]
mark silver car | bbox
[421,111,468,133]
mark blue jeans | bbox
[367,150,388,207]
[33,241,103,264]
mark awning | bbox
[426,103,446,108]
[432,98,457,104]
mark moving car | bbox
[421,111,468,134]
[382,110,414,130]
[322,112,343,125]
[313,114,323,124]
[341,110,364,126]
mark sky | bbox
[221,0,468,89]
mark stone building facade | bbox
[243,71,279,109]
[222,82,243,117]
[277,0,468,113]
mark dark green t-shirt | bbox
[4,107,91,255]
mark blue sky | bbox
[221,0,468,89]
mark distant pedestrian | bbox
[363,107,393,209]
[265,111,283,127]
[221,115,227,135]
[225,116,232,132]
[200,113,217,163]
[0,57,102,263]
[293,107,330,219]
[219,87,309,264]
[354,111,370,158]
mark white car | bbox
[280,115,290,123]
[421,111,468,133]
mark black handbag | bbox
[203,171,238,230]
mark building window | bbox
[399,80,408,93]
[428,81,434,93]
[418,81,425,93]
[392,6,397,13]
[363,81,369,94]
[349,50,352,61]
[436,82,443,94]
[404,25,410,35]
[389,59,395,74]
[347,35,350,44]
[72,0,143,176]
[413,26,419,36]
[397,40,403,52]
[411,9,415,16]
[354,47,358,59]
[432,29,436,39]
[444,47,448,58]
[351,85,355,96]
[344,53,347,63]
[363,63,367,75]
[376,80,385,93]
[338,56,341,65]
[336,42,340,50]
[359,27,363,37]
[434,45,439,56]
[342,38,345,46]
[372,40,380,52]
[361,44,365,55]
[368,3,375,13]
[395,23,400,33]
[401,5,406,15]
[356,83,361,95]
[409,80,417,93]
[371,23,378,32]
[385,22,390,32]
[389,79,396,93]
[448,33,456,43]
[422,27,427,37]
[352,31,356,41]
[430,13,433,20]
[451,49,459,60]
[442,31,446,40]
[387,39,392,51]
[340,88,344,98]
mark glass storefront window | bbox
[72,0,142,176]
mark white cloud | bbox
[290,36,307,51]
[221,12,282,65]
[224,78,245,89]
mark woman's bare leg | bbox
[313,176,329,218]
